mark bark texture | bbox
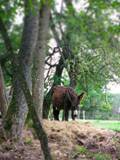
[4,0,39,140]
[17,68,52,160]
[15,0,39,140]
[32,1,51,120]
[0,65,8,118]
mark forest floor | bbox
[0,120,120,160]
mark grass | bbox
[78,119,120,131]
[93,153,112,160]
[75,145,88,154]
[72,145,90,159]
[73,145,112,160]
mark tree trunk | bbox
[64,0,77,89]
[4,0,39,141]
[0,117,7,142]
[32,0,51,120]
[14,0,39,141]
[69,63,77,89]
[0,16,17,137]
[43,14,70,119]
[43,57,64,119]
[0,65,8,118]
[17,67,52,160]
[0,65,7,142]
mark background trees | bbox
[43,0,120,119]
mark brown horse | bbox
[52,85,84,121]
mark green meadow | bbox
[79,120,120,132]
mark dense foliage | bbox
[0,0,120,119]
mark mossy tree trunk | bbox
[0,65,8,118]
[0,65,7,141]
[13,0,39,141]
[17,67,53,160]
[4,0,39,141]
[32,0,51,120]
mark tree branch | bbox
[45,61,57,67]
[18,64,52,160]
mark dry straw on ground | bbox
[0,120,120,160]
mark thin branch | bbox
[45,46,60,63]
[45,61,57,67]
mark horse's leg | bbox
[62,110,65,121]
[53,107,59,120]
[71,110,75,120]
[64,108,69,121]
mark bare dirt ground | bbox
[0,120,120,160]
